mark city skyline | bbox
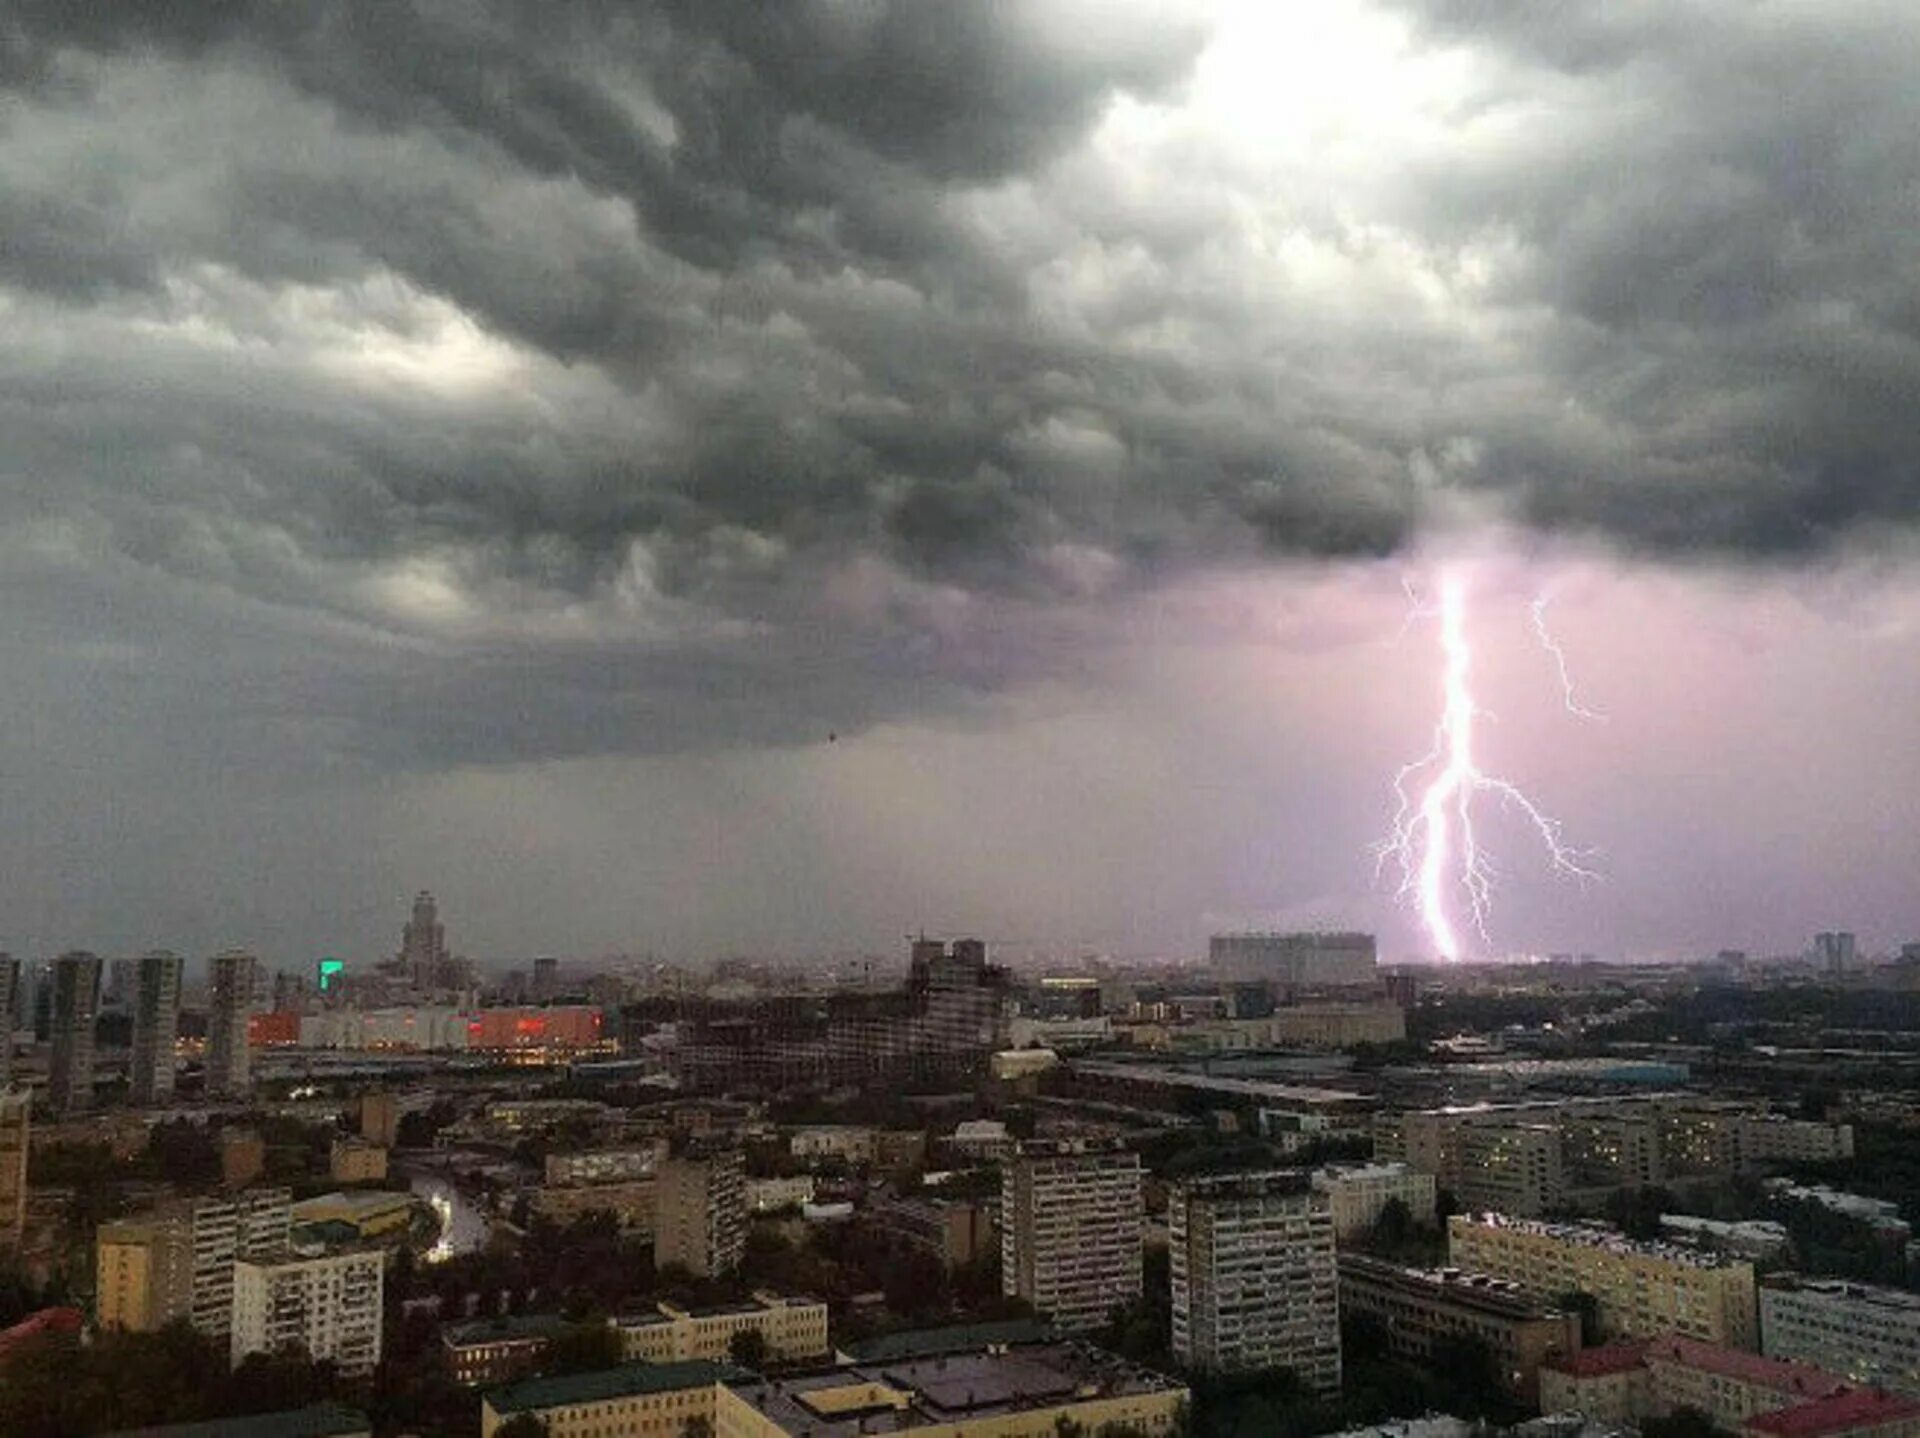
[7,4,1920,964]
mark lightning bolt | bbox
[1377,566,1597,961]
[1531,594,1607,721]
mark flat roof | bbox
[486,1360,745,1416]
[1452,1213,1748,1270]
[102,1404,371,1438]
[1748,1391,1920,1438]
[725,1344,1182,1437]
[444,1313,572,1346]
[840,1319,1057,1363]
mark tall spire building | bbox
[400,892,449,989]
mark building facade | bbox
[1209,931,1378,989]
[1337,1253,1582,1403]
[1763,1278,1920,1398]
[230,1249,383,1375]
[49,951,102,1114]
[1169,1169,1340,1389]
[0,1093,26,1252]
[206,949,257,1100]
[191,1188,294,1341]
[616,1294,829,1364]
[129,950,183,1106]
[654,1150,747,1277]
[1002,1140,1143,1332]
[869,1195,996,1270]
[1448,1213,1760,1349]
[1312,1162,1438,1243]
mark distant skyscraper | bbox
[400,891,449,989]
[49,951,102,1114]
[206,950,257,1100]
[532,956,559,1003]
[1210,932,1378,989]
[130,950,184,1106]
[0,955,17,1090]
[1814,931,1857,975]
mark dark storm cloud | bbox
[6,0,1920,769]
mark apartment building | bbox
[96,1214,195,1331]
[1002,1140,1143,1332]
[1313,1162,1437,1243]
[328,1137,388,1185]
[655,1150,747,1277]
[869,1194,996,1270]
[615,1293,828,1364]
[230,1249,383,1376]
[191,1188,293,1341]
[1542,1335,1920,1438]
[1448,1212,1759,1349]
[0,1093,26,1252]
[1169,1169,1341,1389]
[543,1145,664,1186]
[530,1176,656,1231]
[1763,1277,1920,1397]
[1377,1096,1854,1217]
[1338,1253,1582,1403]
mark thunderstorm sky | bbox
[5,2,1920,966]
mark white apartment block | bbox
[1312,1162,1438,1243]
[231,1249,383,1375]
[1762,1278,1920,1397]
[1170,1169,1340,1389]
[1002,1140,1143,1332]
[191,1188,292,1340]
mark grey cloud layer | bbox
[5,1,1920,764]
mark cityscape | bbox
[8,2,1920,1438]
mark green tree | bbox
[728,1326,770,1369]
[545,1321,623,1375]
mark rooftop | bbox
[1747,1390,1920,1438]
[1453,1212,1749,1270]
[443,1312,574,1347]
[1763,1277,1920,1313]
[1547,1344,1652,1379]
[1339,1255,1565,1320]
[723,1343,1182,1437]
[101,1404,371,1438]
[1641,1336,1848,1398]
[839,1319,1057,1364]
[486,1360,745,1416]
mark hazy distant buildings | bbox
[49,951,102,1114]
[0,955,17,1088]
[130,950,183,1106]
[206,949,257,1100]
[1210,932,1377,989]
[1816,931,1858,975]
[401,891,449,990]
[532,956,559,1002]
[1003,1139,1143,1331]
[1169,1168,1340,1387]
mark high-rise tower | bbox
[206,950,257,1100]
[131,950,184,1106]
[49,951,103,1114]
[400,891,449,989]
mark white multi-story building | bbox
[1762,1277,1920,1397]
[544,1144,666,1186]
[191,1188,292,1340]
[1169,1169,1340,1388]
[655,1150,747,1278]
[231,1249,383,1375]
[1312,1162,1437,1243]
[1002,1139,1142,1332]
